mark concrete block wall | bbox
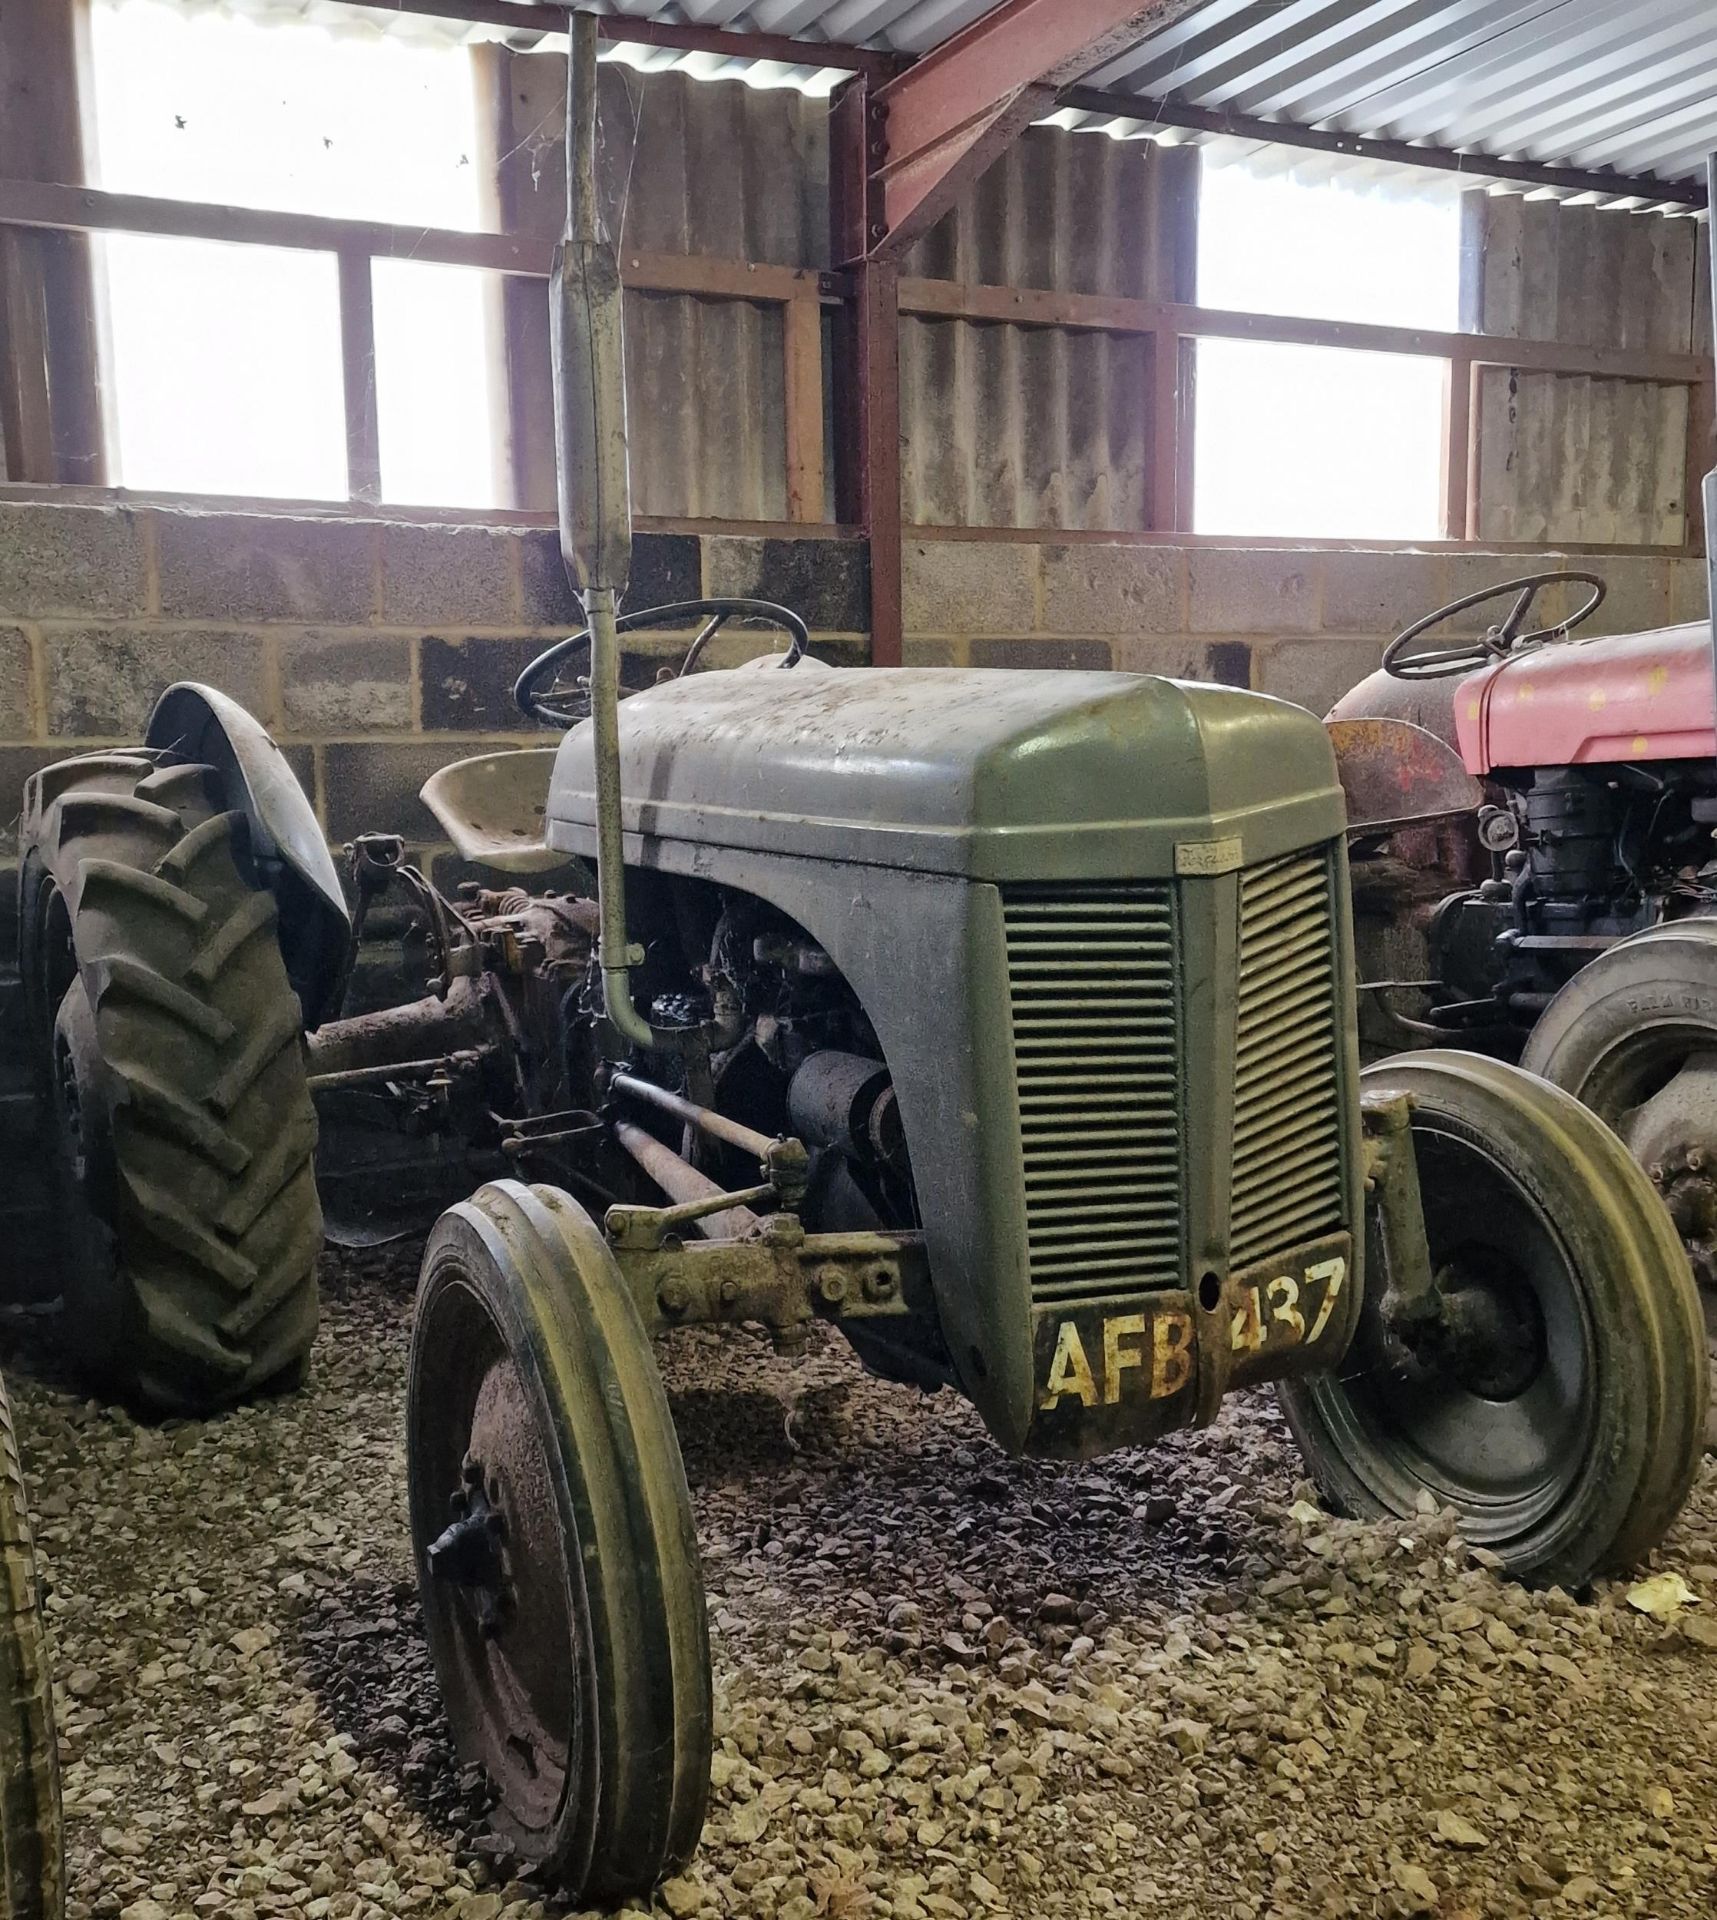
[903,537,1708,715]
[0,504,870,866]
[0,501,1703,878]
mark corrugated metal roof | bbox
[612,0,1717,212]
[1079,0,1717,187]
[558,1,1717,194]
[260,0,1717,205]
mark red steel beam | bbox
[864,0,1201,258]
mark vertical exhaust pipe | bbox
[1705,152,1717,722]
[552,10,675,1054]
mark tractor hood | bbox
[545,662,1345,881]
[1454,621,1716,774]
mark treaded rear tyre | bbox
[0,1375,62,1919]
[1519,917,1717,1109]
[20,753,321,1415]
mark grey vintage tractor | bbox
[11,17,1707,1902]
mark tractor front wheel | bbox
[1279,1052,1705,1587]
[406,1180,710,1901]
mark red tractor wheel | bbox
[1521,918,1717,1438]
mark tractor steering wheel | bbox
[1382,570,1606,681]
[514,598,811,727]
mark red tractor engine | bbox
[1332,574,1717,1055]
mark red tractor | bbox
[1332,538,1717,1380]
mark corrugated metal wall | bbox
[495,63,1701,546]
[493,61,1196,530]
[901,133,1197,529]
[1468,194,1702,545]
[495,59,828,521]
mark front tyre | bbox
[1279,1052,1705,1588]
[407,1181,710,1902]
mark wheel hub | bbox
[410,1296,581,1839]
[1325,1119,1597,1540]
[1388,1259,1546,1401]
[428,1452,512,1637]
[1625,1053,1717,1295]
[1646,1151,1717,1290]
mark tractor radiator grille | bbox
[1229,848,1345,1268]
[1002,884,1183,1307]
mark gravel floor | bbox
[7,1243,1717,1920]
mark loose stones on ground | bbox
[6,1245,1717,1920]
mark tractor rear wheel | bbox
[19,754,321,1414]
[1520,920,1717,1361]
[407,1180,710,1901]
[0,1374,62,1919]
[1279,1052,1705,1587]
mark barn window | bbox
[1192,161,1461,539]
[88,0,502,506]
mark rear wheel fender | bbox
[146,683,349,1025]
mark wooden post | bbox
[1442,351,1474,540]
[1684,375,1713,557]
[1150,325,1180,532]
[783,293,826,523]
[0,0,104,483]
[856,261,903,666]
[337,248,382,504]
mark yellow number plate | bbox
[1030,1232,1353,1436]
[1226,1245,1349,1369]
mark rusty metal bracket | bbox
[607,1187,778,1248]
[1360,1089,1439,1335]
[608,1213,930,1342]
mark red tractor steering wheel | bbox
[1382,570,1606,681]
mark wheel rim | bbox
[409,1261,590,1846]
[1573,1024,1717,1295]
[30,881,75,1079]
[1311,1121,1595,1538]
[50,985,122,1324]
